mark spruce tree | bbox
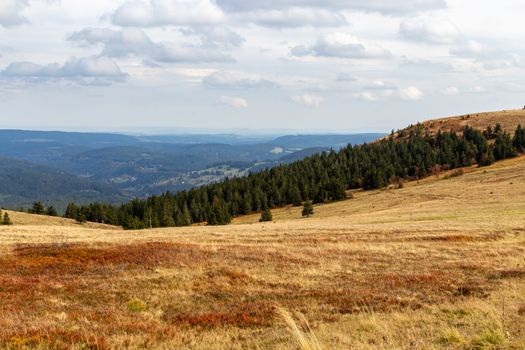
[513,124,525,151]
[302,201,314,218]
[75,211,87,224]
[259,207,273,222]
[3,212,12,226]
[64,203,79,219]
[181,205,192,226]
[31,202,45,215]
[46,206,58,217]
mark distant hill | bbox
[0,129,382,209]
[269,133,385,149]
[278,147,329,163]
[0,157,128,210]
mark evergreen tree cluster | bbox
[29,202,58,216]
[62,124,525,229]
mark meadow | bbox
[1,156,525,349]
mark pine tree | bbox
[259,207,273,222]
[3,212,12,226]
[75,211,87,224]
[64,203,79,219]
[302,201,314,218]
[494,132,515,160]
[46,206,58,217]
[181,204,192,226]
[494,123,503,135]
[479,149,495,166]
[513,124,525,152]
[31,201,45,215]
[289,185,303,206]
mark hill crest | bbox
[397,109,525,138]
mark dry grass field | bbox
[1,156,525,349]
[397,109,525,137]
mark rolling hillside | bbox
[0,150,524,349]
[1,209,121,229]
[1,111,525,349]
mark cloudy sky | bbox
[0,0,524,133]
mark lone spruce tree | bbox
[259,207,273,222]
[3,212,12,225]
[302,201,314,218]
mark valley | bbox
[0,131,383,210]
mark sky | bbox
[0,0,524,133]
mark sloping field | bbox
[1,210,121,230]
[1,157,525,349]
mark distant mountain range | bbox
[0,130,385,211]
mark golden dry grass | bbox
[409,109,525,136]
[2,210,121,230]
[1,156,525,349]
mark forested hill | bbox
[0,157,127,209]
[65,120,525,229]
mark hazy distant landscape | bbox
[0,130,384,210]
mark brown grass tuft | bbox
[276,307,323,350]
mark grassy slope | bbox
[400,108,525,136]
[0,152,524,349]
[2,210,121,230]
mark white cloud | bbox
[441,86,459,95]
[450,40,490,57]
[290,94,324,107]
[233,7,347,28]
[398,86,424,100]
[180,26,244,47]
[1,56,128,84]
[354,91,379,101]
[291,32,391,59]
[469,86,487,94]
[367,80,396,90]
[0,0,28,26]
[400,17,461,44]
[203,71,277,89]
[70,27,154,57]
[336,73,356,82]
[70,27,235,63]
[218,95,248,108]
[113,0,225,27]
[400,57,453,73]
[216,0,446,15]
[173,68,217,79]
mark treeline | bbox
[25,201,59,217]
[62,123,525,229]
